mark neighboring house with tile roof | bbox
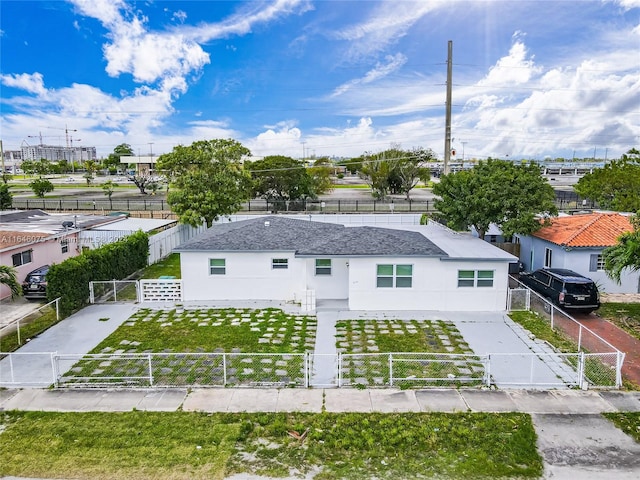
[515,212,639,293]
[174,215,517,311]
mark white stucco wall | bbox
[180,251,304,301]
[347,257,510,312]
[304,257,349,300]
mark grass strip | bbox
[508,310,577,352]
[603,412,640,442]
[0,411,543,479]
[597,303,640,341]
[0,308,59,353]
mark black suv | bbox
[21,265,50,299]
[519,268,600,313]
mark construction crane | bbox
[45,124,77,148]
[27,133,62,146]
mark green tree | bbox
[102,180,117,208]
[574,148,640,212]
[157,139,252,227]
[391,147,435,200]
[0,183,12,209]
[246,155,316,210]
[603,213,640,284]
[29,178,54,198]
[432,159,558,239]
[0,265,21,299]
[104,143,134,170]
[308,157,335,196]
[359,153,393,200]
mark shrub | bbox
[47,231,149,317]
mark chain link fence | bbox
[54,352,308,388]
[508,275,624,387]
[337,353,488,388]
[89,280,139,303]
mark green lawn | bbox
[603,412,640,442]
[139,252,181,278]
[597,302,640,341]
[0,410,543,480]
[335,319,485,387]
[508,310,618,387]
[60,307,316,387]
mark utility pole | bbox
[461,141,467,161]
[443,40,453,175]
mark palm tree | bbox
[0,265,22,299]
[603,214,640,284]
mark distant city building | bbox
[21,144,97,162]
[2,150,22,172]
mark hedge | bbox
[46,230,149,317]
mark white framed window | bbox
[272,258,288,269]
[477,270,494,287]
[61,239,69,254]
[12,249,32,267]
[315,259,332,275]
[377,264,413,288]
[589,254,605,272]
[544,248,553,268]
[458,270,494,288]
[209,258,226,275]
[457,270,475,287]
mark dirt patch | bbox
[601,293,640,304]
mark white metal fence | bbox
[0,298,61,347]
[0,349,620,389]
[507,276,625,388]
[89,279,184,303]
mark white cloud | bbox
[607,0,640,10]
[0,72,47,95]
[331,53,407,97]
[333,0,444,60]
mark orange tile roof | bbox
[531,213,633,247]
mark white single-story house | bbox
[174,215,517,311]
[515,212,639,294]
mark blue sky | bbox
[1,0,638,160]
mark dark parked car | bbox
[519,268,600,313]
[21,265,50,299]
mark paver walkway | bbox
[577,314,640,385]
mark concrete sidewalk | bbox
[1,387,639,414]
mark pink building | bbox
[0,210,123,301]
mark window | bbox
[589,254,605,272]
[61,239,69,254]
[209,258,226,275]
[12,249,32,267]
[315,259,332,275]
[477,270,494,287]
[544,248,553,268]
[377,264,413,288]
[272,258,288,269]
[458,270,494,287]
[457,270,475,287]
[377,264,394,287]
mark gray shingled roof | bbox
[175,216,448,258]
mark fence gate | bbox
[507,288,530,311]
[89,280,140,303]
